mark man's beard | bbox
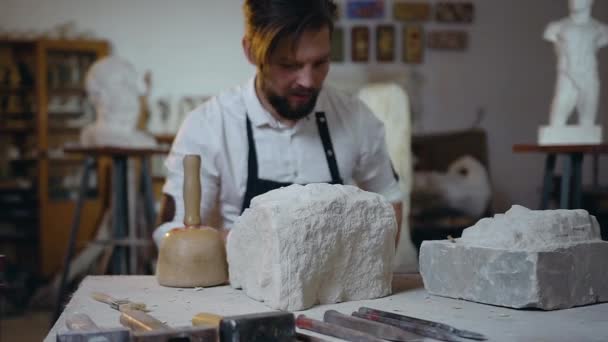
[261,79,320,121]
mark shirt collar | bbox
[243,76,325,129]
[243,76,278,128]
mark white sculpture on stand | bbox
[539,0,608,145]
[80,56,157,148]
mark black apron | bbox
[241,112,343,213]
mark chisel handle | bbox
[296,315,384,342]
[65,313,99,331]
[120,308,171,332]
[192,312,223,327]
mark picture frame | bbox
[393,1,431,21]
[435,2,474,23]
[346,0,385,19]
[376,25,395,62]
[402,25,424,63]
[427,30,468,50]
[331,27,345,62]
[351,26,370,62]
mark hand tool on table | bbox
[192,311,297,341]
[355,307,487,341]
[323,310,423,341]
[294,331,332,342]
[56,313,130,342]
[191,312,223,327]
[93,292,216,341]
[92,292,149,312]
[296,314,385,342]
[156,154,228,288]
[119,308,217,341]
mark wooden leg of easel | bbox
[52,157,95,325]
[96,246,115,275]
[571,153,584,209]
[111,156,129,275]
[560,154,573,209]
[540,154,556,210]
[140,157,157,274]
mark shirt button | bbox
[319,117,326,123]
[327,150,334,157]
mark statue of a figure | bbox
[81,56,157,148]
[539,0,608,145]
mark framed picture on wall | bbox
[347,0,385,19]
[393,1,431,21]
[436,2,474,23]
[331,27,345,62]
[376,25,395,62]
[402,25,424,64]
[351,26,370,62]
[335,1,342,20]
[428,30,468,50]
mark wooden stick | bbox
[183,155,201,227]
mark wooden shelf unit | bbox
[0,38,111,277]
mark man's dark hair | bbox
[243,0,337,68]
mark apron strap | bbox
[245,115,258,181]
[315,112,343,184]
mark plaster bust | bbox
[544,0,608,127]
[80,56,157,148]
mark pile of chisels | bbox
[56,292,487,342]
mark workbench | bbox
[46,274,608,341]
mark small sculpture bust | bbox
[80,56,157,148]
[539,0,608,145]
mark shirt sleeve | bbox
[543,22,560,43]
[156,105,222,242]
[351,99,403,203]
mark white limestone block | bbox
[538,125,602,145]
[227,183,396,311]
[420,205,608,310]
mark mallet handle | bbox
[183,155,202,227]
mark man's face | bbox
[259,26,331,121]
[569,0,593,13]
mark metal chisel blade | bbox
[323,310,423,342]
[357,307,487,341]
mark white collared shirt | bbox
[156,77,402,243]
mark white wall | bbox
[2,0,608,211]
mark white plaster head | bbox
[85,56,140,129]
[569,0,593,13]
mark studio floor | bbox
[1,310,51,342]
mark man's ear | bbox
[242,37,256,65]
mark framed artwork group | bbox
[332,0,474,64]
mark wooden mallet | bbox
[156,154,228,288]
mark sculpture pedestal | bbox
[538,125,603,146]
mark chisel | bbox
[357,307,487,341]
[296,314,385,342]
[323,310,421,341]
